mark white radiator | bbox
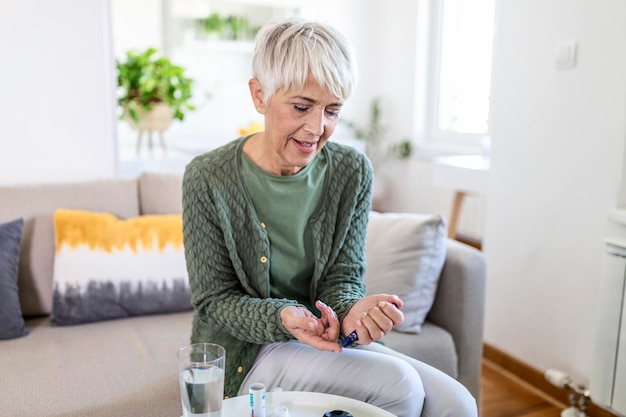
[590,238,626,415]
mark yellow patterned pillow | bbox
[51,209,191,325]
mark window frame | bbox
[422,0,494,155]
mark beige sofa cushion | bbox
[0,179,140,316]
[139,171,183,214]
[0,312,193,417]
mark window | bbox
[427,0,495,151]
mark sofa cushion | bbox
[0,218,28,340]
[51,209,191,326]
[363,211,447,333]
[139,171,183,215]
[0,178,140,317]
[0,312,192,417]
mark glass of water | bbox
[177,343,226,417]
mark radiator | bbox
[590,237,626,415]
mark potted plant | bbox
[342,97,413,210]
[198,13,224,39]
[342,97,413,170]
[116,47,195,147]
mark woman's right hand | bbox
[280,301,342,353]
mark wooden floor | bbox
[480,359,564,417]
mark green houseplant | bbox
[342,97,414,210]
[342,97,413,170]
[199,13,224,38]
[116,47,195,126]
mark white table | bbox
[222,391,396,417]
[432,155,489,239]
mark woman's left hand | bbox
[342,294,404,345]
[280,300,342,352]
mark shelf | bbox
[609,208,626,225]
[180,39,255,53]
[605,237,626,256]
[166,0,300,56]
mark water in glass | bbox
[179,364,224,417]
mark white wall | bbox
[0,0,117,185]
[111,0,163,59]
[484,0,626,384]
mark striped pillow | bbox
[51,209,191,325]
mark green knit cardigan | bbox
[182,137,373,397]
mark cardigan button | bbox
[261,222,266,229]
[260,256,268,263]
[237,366,244,373]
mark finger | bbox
[283,315,318,334]
[285,322,323,339]
[316,300,341,341]
[316,300,339,324]
[354,312,375,344]
[309,338,343,353]
[389,295,404,310]
[364,307,393,340]
[373,294,404,311]
[356,322,378,344]
[297,332,342,353]
[378,301,404,325]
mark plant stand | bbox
[135,130,168,154]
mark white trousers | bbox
[237,341,478,417]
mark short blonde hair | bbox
[252,17,357,103]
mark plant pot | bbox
[123,102,174,132]
[122,103,174,154]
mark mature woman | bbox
[182,17,477,417]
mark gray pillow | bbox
[363,211,447,333]
[0,218,28,340]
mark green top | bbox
[241,150,327,312]
[182,136,373,397]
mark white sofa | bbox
[0,171,486,417]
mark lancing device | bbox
[341,303,398,348]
